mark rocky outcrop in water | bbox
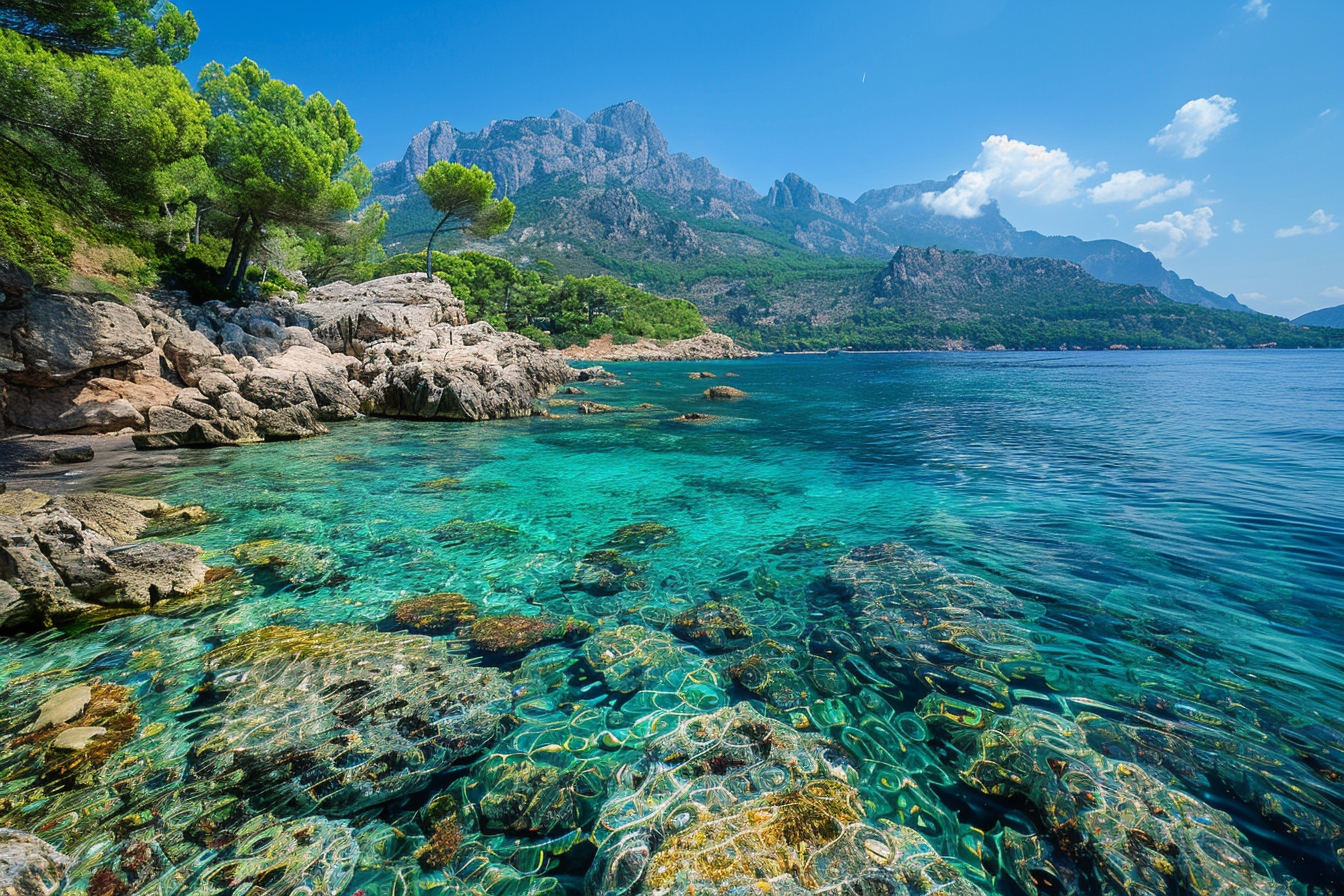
[359,320,576,420]
[0,489,210,633]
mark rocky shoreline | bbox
[1,263,755,451]
[560,331,758,362]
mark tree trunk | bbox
[426,214,450,278]
[219,215,249,286]
[228,217,260,294]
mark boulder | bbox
[3,377,159,434]
[704,385,749,400]
[147,405,197,432]
[195,370,239,399]
[160,327,222,386]
[1,293,154,386]
[49,445,93,464]
[254,406,328,441]
[361,322,576,421]
[0,829,71,896]
[0,490,210,632]
[303,273,469,354]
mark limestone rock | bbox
[50,445,93,464]
[0,489,211,633]
[303,273,468,354]
[0,829,71,896]
[361,321,576,421]
[1,292,154,386]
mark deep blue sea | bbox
[4,351,1343,896]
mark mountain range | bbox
[370,100,1255,322]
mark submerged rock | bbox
[587,703,986,896]
[231,538,334,585]
[191,625,512,813]
[928,704,1296,896]
[826,542,1044,710]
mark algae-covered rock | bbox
[389,591,478,634]
[231,538,334,585]
[703,385,748,400]
[929,704,1296,896]
[568,550,648,596]
[602,522,675,551]
[587,703,987,896]
[2,682,139,793]
[582,625,704,694]
[670,601,752,651]
[468,612,592,655]
[827,542,1044,709]
[191,625,512,813]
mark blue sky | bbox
[182,0,1342,316]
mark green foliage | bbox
[362,252,707,344]
[197,57,365,290]
[0,28,208,222]
[304,202,387,285]
[0,0,198,65]
[719,299,1343,352]
[0,181,73,284]
[416,162,515,275]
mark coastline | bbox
[0,433,173,495]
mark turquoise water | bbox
[3,351,1343,895]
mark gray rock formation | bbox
[360,321,576,420]
[1,285,179,433]
[0,829,70,896]
[0,489,209,633]
[303,273,468,354]
[373,101,758,205]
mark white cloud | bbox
[1322,109,1337,119]
[1244,0,1269,19]
[1275,209,1339,238]
[1087,170,1194,208]
[1137,181,1194,209]
[922,135,1097,218]
[1150,96,1239,158]
[1134,207,1217,260]
[1231,219,1246,233]
[1321,286,1344,299]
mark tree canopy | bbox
[417,162,514,277]
[0,1,198,65]
[197,58,365,291]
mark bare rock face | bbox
[1,293,154,386]
[0,490,209,633]
[0,829,71,896]
[360,321,577,421]
[303,274,468,355]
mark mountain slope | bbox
[373,101,1252,315]
[1294,304,1344,328]
[716,247,1338,352]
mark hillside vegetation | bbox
[364,251,705,348]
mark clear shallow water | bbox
[4,351,1344,895]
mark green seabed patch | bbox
[2,354,1342,896]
